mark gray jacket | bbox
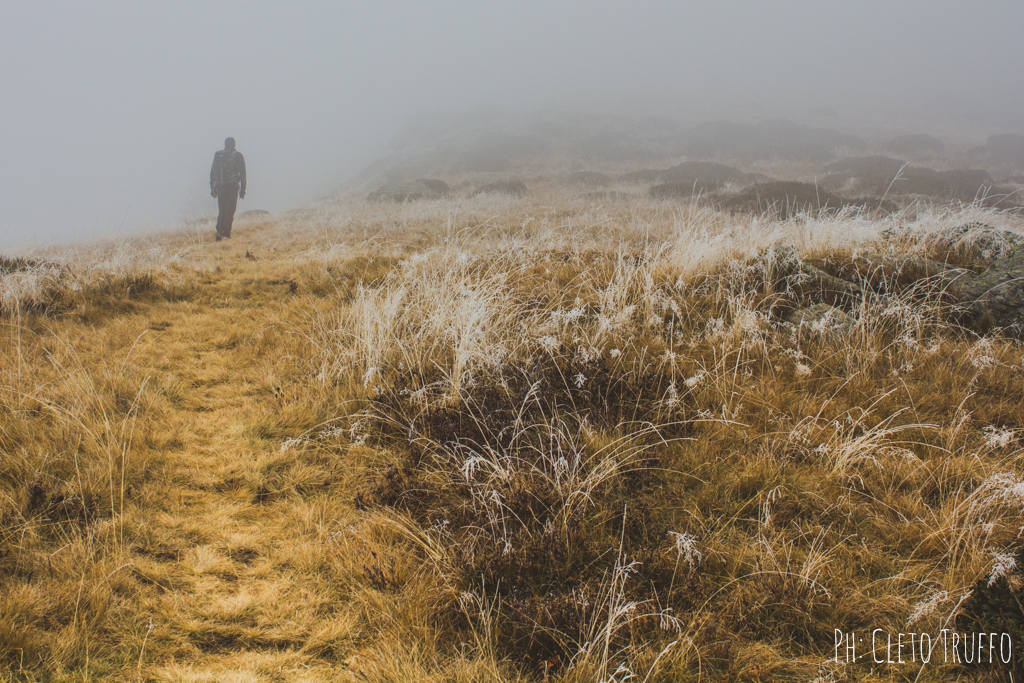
[210,149,247,193]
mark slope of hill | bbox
[351,112,1022,216]
[4,197,1024,681]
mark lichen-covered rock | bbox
[785,303,852,330]
[933,222,1024,259]
[959,243,1024,331]
[767,226,1024,335]
[769,246,862,304]
[848,232,1024,332]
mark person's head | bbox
[224,137,236,150]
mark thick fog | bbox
[1,1,1022,250]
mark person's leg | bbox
[220,185,239,238]
[216,189,232,239]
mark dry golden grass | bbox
[2,194,1024,681]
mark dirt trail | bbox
[118,242,347,681]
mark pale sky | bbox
[1,1,1022,249]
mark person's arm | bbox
[210,153,218,196]
[237,153,246,198]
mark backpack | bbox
[215,150,240,186]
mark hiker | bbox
[210,137,247,241]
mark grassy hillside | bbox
[3,194,1024,681]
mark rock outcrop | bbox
[959,246,1024,329]
[770,226,1024,334]
[785,303,853,330]
[724,182,876,219]
[820,159,996,202]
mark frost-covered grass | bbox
[296,195,1024,681]
[4,193,1024,680]
[0,234,205,315]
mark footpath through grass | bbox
[2,232,381,681]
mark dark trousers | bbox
[216,184,239,238]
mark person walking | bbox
[210,137,246,241]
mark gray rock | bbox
[959,244,1024,330]
[770,246,862,303]
[934,223,1024,258]
[785,303,852,329]
[239,209,271,219]
[769,230,1024,334]
[845,234,1024,332]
